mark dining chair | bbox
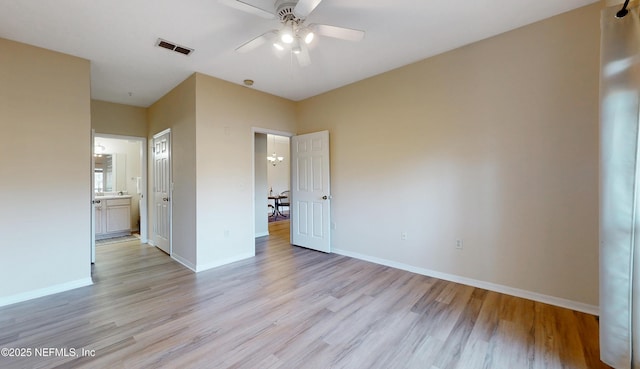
[278,190,290,216]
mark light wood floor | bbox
[0,221,610,369]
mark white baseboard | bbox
[158,244,256,275]
[172,253,196,272]
[147,239,156,247]
[196,252,255,273]
[333,248,599,316]
[255,232,269,238]
[0,278,93,308]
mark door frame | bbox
[92,133,149,245]
[251,127,293,250]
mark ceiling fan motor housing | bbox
[275,0,299,22]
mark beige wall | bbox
[148,74,197,267]
[195,73,296,270]
[296,4,600,307]
[145,73,296,271]
[0,38,92,305]
[91,100,147,137]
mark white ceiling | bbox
[0,0,598,107]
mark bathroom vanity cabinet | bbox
[95,195,132,240]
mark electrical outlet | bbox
[401,232,407,240]
[456,239,463,250]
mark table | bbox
[268,195,288,220]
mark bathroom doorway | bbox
[92,134,148,262]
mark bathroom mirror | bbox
[94,153,127,193]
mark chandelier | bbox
[267,135,284,166]
[267,152,284,166]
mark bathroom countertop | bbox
[95,194,133,200]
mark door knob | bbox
[322,195,332,200]
[163,197,169,202]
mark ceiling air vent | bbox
[156,38,194,56]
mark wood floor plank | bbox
[0,222,612,369]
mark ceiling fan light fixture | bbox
[291,37,302,54]
[281,32,294,44]
[224,0,366,67]
[280,22,295,44]
[304,31,314,44]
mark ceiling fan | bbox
[219,0,365,66]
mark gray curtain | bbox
[600,5,640,369]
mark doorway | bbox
[253,129,333,254]
[91,134,148,263]
[253,129,292,242]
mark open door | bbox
[90,130,96,263]
[291,130,331,253]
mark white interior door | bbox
[91,130,96,263]
[291,130,331,253]
[153,130,171,254]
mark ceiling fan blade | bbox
[311,24,365,42]
[295,44,311,67]
[293,0,323,18]
[219,0,275,19]
[235,30,278,53]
